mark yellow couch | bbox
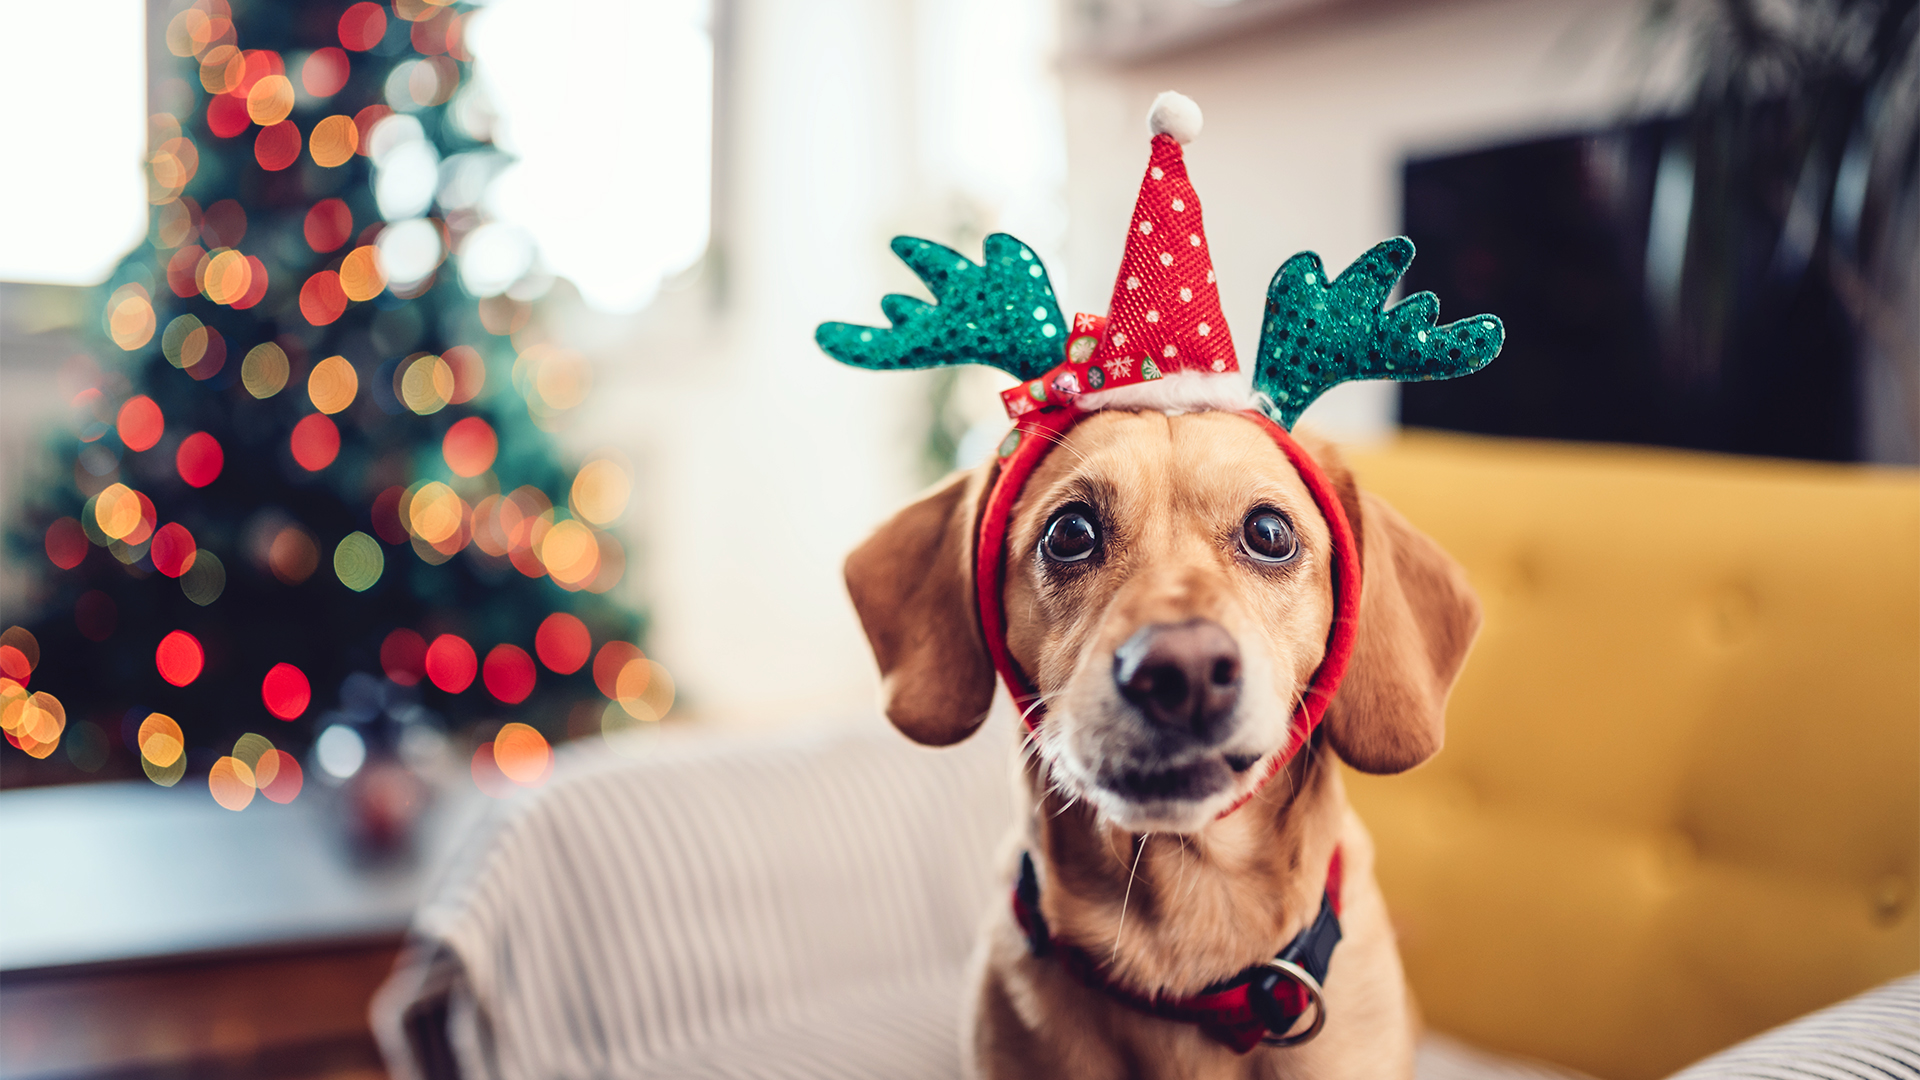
[1342,432,1920,1080]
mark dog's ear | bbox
[1310,443,1482,774]
[844,466,998,746]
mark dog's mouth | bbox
[1099,749,1263,805]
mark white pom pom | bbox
[1147,92,1202,145]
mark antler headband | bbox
[818,93,1504,428]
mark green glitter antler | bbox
[1253,236,1504,428]
[815,233,1066,382]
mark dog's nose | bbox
[1113,620,1242,741]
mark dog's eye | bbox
[1042,509,1100,563]
[1242,510,1298,563]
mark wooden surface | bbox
[1,936,403,1080]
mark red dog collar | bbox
[1012,845,1345,1052]
[973,405,1362,818]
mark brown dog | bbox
[845,406,1480,1078]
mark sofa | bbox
[375,432,1919,1079]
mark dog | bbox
[843,404,1480,1078]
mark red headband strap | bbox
[973,407,1361,817]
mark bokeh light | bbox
[138,712,187,786]
[201,198,246,247]
[570,458,630,525]
[592,641,642,700]
[208,92,249,138]
[300,270,348,324]
[482,644,535,704]
[304,199,353,252]
[311,114,359,167]
[409,482,464,544]
[255,120,301,171]
[268,525,320,585]
[45,518,88,570]
[338,2,387,51]
[209,756,256,810]
[534,613,590,674]
[302,46,350,96]
[107,286,157,351]
[371,486,408,544]
[376,219,443,291]
[116,396,164,451]
[540,519,599,589]
[290,413,340,471]
[339,245,386,302]
[161,313,203,366]
[425,634,476,692]
[246,74,294,126]
[202,248,252,305]
[334,531,384,591]
[308,355,358,414]
[492,722,549,784]
[442,416,496,477]
[380,628,427,685]
[242,341,289,398]
[2,687,65,759]
[156,630,205,687]
[441,344,485,403]
[316,723,366,779]
[399,353,454,414]
[150,522,198,577]
[181,550,226,606]
[258,749,303,802]
[95,483,143,540]
[76,590,117,641]
[616,658,675,722]
[261,662,310,720]
[0,627,39,683]
[176,431,224,487]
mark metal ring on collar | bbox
[1257,958,1328,1048]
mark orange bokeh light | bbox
[209,756,256,810]
[425,634,476,693]
[492,722,550,785]
[246,74,295,126]
[442,416,497,478]
[535,613,591,674]
[310,114,359,168]
[592,641,643,700]
[155,630,205,687]
[116,395,164,452]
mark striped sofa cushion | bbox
[1665,973,1920,1079]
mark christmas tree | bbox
[2,0,663,815]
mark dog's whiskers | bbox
[1111,832,1149,967]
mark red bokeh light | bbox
[352,104,393,156]
[592,641,644,700]
[535,613,591,674]
[176,431,224,487]
[302,47,350,97]
[304,199,353,253]
[370,485,407,545]
[380,628,427,686]
[116,395,164,451]
[482,644,536,704]
[441,345,485,403]
[338,2,387,51]
[155,630,205,687]
[236,49,284,97]
[232,256,269,310]
[207,93,250,138]
[0,647,28,683]
[125,492,158,546]
[259,750,304,803]
[442,416,497,478]
[201,199,247,247]
[167,245,205,298]
[185,326,227,381]
[45,518,87,570]
[425,634,477,693]
[255,121,301,171]
[290,414,340,472]
[75,591,116,642]
[261,662,311,720]
[150,523,197,578]
[300,270,348,325]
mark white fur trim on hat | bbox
[1148,92,1202,145]
[1075,369,1256,416]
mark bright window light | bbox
[466,0,713,313]
[0,0,148,285]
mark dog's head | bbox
[845,407,1480,832]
